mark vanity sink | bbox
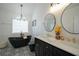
[58,37,79,49]
[62,41,79,49]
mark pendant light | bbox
[20,4,23,20]
[16,4,26,21]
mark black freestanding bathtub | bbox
[8,35,31,48]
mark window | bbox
[12,19,28,33]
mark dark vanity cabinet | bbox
[35,38,74,56]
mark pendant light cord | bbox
[20,4,23,20]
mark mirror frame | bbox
[44,13,56,32]
[61,3,79,34]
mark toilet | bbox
[0,40,8,48]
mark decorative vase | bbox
[55,32,61,40]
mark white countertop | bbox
[35,34,79,56]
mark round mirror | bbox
[44,13,56,32]
[61,3,79,34]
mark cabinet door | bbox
[35,38,44,56]
[44,42,54,56]
[39,41,45,56]
[38,39,54,56]
[35,38,40,56]
[35,38,48,56]
[35,43,39,56]
[53,46,74,56]
[54,46,62,56]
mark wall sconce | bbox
[50,3,70,13]
[50,3,60,7]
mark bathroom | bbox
[0,2,79,56]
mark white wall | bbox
[32,4,50,36]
